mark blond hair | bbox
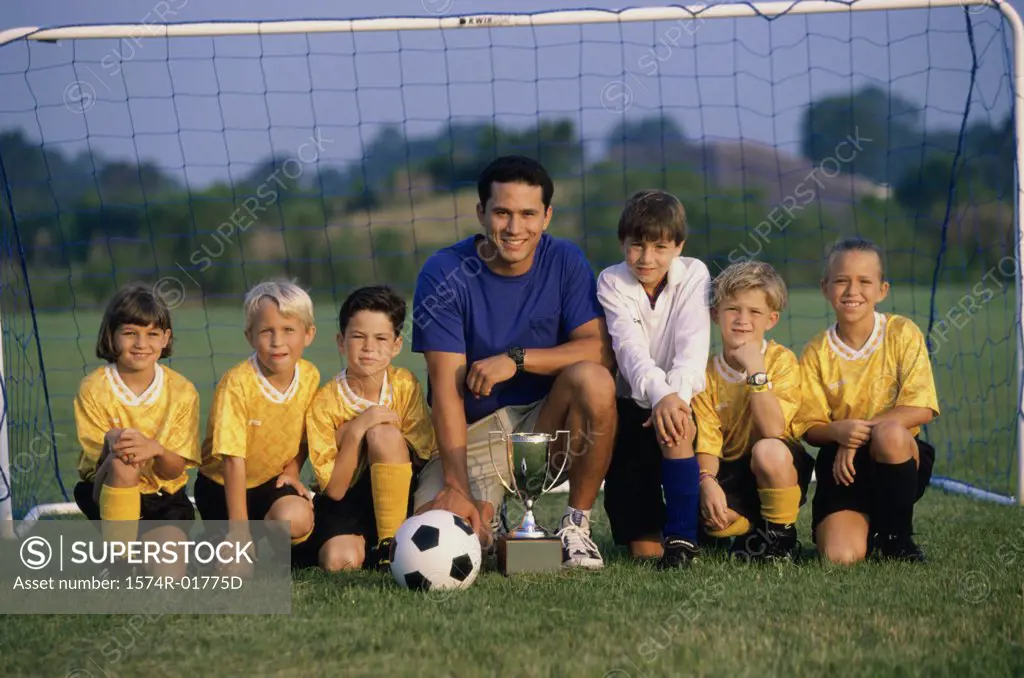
[711,261,788,312]
[244,280,315,331]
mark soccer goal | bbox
[1,0,1022,534]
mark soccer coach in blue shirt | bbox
[411,155,617,569]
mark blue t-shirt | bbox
[412,234,603,424]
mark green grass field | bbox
[1,492,1023,677]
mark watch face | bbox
[750,373,768,386]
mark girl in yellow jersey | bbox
[795,238,940,564]
[74,283,201,568]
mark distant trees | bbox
[0,88,1013,309]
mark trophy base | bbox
[496,534,563,575]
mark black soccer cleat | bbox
[372,537,396,573]
[730,522,800,563]
[874,533,926,563]
[657,537,700,569]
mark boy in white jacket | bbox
[596,190,711,568]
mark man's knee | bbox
[558,362,616,410]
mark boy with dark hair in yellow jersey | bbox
[74,282,201,576]
[691,261,813,562]
[194,280,319,550]
[297,285,435,572]
[795,237,939,564]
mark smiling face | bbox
[822,250,889,326]
[245,298,315,378]
[477,181,552,276]
[113,323,171,374]
[712,288,780,350]
[622,236,683,293]
[338,309,401,380]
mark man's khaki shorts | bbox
[413,400,545,514]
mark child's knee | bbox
[869,421,913,462]
[365,424,408,463]
[818,541,867,565]
[750,439,791,475]
[628,537,663,559]
[320,543,364,572]
[108,457,142,484]
[269,499,314,538]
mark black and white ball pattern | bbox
[390,509,482,591]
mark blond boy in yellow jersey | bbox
[296,286,435,572]
[691,262,813,562]
[794,237,939,564]
[195,281,319,547]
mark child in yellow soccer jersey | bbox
[795,237,940,564]
[195,281,319,546]
[691,262,813,562]
[297,286,434,572]
[74,283,201,573]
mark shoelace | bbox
[556,523,599,557]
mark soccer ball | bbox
[390,510,482,591]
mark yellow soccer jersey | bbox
[307,365,435,491]
[199,355,321,488]
[692,340,802,462]
[75,364,201,495]
[794,312,940,439]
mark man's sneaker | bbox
[556,509,603,570]
[657,537,700,569]
[730,522,800,563]
[874,533,926,563]
[371,537,395,572]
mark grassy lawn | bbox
[1,490,1022,677]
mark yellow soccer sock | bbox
[98,484,141,546]
[370,462,413,542]
[759,486,802,526]
[707,516,751,539]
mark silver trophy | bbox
[488,430,570,574]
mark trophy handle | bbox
[542,429,572,495]
[488,431,519,497]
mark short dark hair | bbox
[338,285,406,337]
[617,189,687,245]
[96,283,174,363]
[824,236,886,279]
[477,155,554,209]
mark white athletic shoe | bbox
[556,509,604,570]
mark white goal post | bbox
[1,0,1022,538]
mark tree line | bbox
[0,85,1013,309]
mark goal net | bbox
[0,0,1021,527]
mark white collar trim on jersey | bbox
[105,363,165,407]
[827,312,887,361]
[713,339,769,384]
[337,369,393,413]
[249,353,300,404]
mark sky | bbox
[0,0,1019,187]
